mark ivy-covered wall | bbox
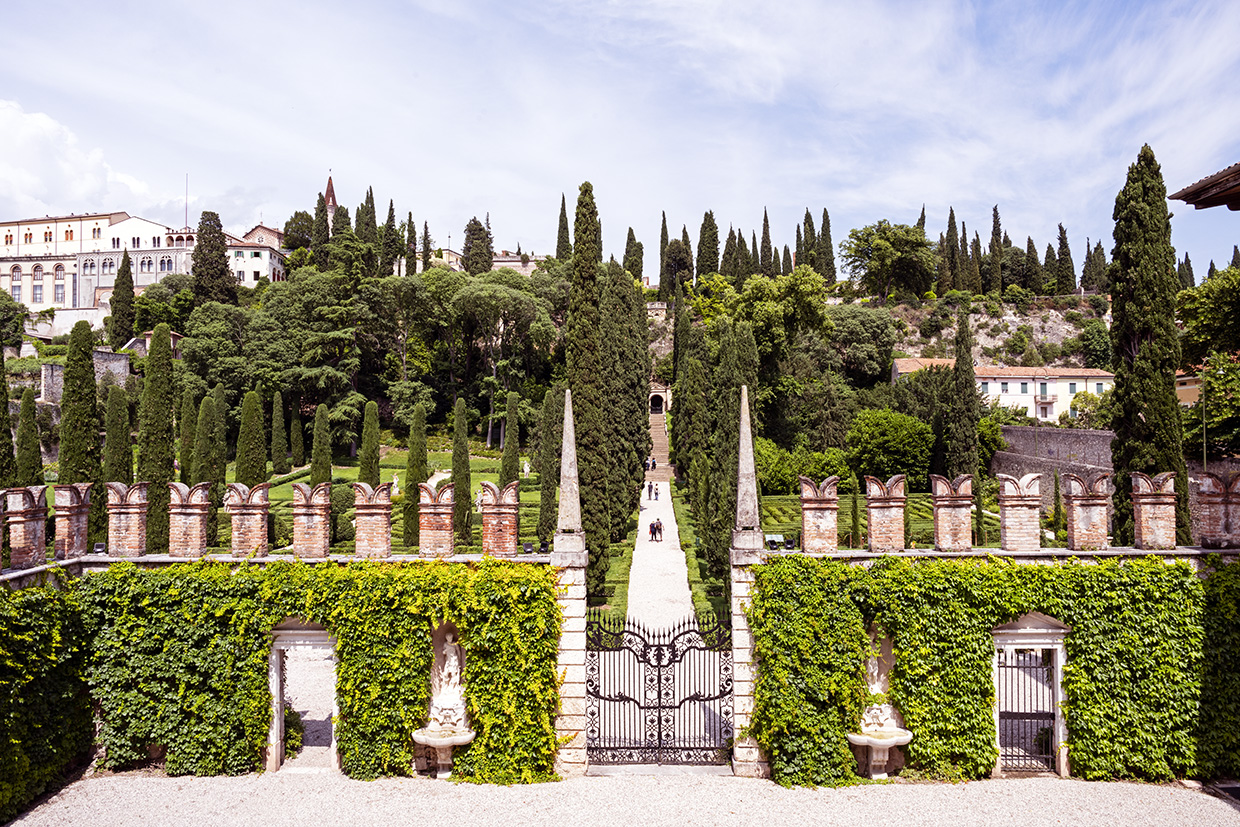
[73,559,562,783]
[748,555,1239,787]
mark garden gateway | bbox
[1,385,1238,813]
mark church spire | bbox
[325,174,337,232]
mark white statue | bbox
[522,459,530,479]
[429,632,467,731]
[391,473,400,497]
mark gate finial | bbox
[732,384,763,554]
[552,388,587,566]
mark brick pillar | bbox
[7,487,48,569]
[291,482,332,559]
[929,474,973,552]
[799,475,839,553]
[1195,473,1229,548]
[226,483,271,558]
[1228,474,1240,549]
[417,483,455,558]
[352,483,392,559]
[168,482,212,558]
[865,475,907,554]
[997,473,1041,553]
[1132,472,1177,550]
[1063,473,1111,551]
[479,480,520,558]
[53,483,92,561]
[552,388,588,778]
[106,482,150,557]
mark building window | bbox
[1069,382,1077,394]
[1039,382,1048,397]
[1000,382,1008,393]
[65,229,74,241]
[236,270,245,281]
[44,231,53,242]
[54,266,64,281]
[159,257,172,272]
[112,238,120,249]
[186,235,194,245]
[84,259,96,276]
[251,251,262,258]
[32,285,42,303]
[10,286,20,302]
[10,265,20,278]
[175,237,184,248]
[1020,382,1028,394]
[981,382,989,395]
[92,227,101,239]
[103,259,116,276]
[253,271,261,281]
[1096,383,1103,394]
[3,234,10,244]
[24,232,32,244]
[152,237,161,248]
[140,257,153,274]
[54,285,64,304]
[234,251,244,259]
[32,265,42,281]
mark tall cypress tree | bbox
[1178,253,1196,289]
[944,208,960,291]
[781,244,793,276]
[191,211,236,306]
[60,321,103,540]
[103,385,131,484]
[358,400,380,489]
[680,226,694,284]
[192,395,224,545]
[1056,223,1076,294]
[720,228,738,285]
[760,209,775,277]
[802,209,818,271]
[556,194,572,261]
[499,391,520,488]
[702,320,742,580]
[1025,237,1042,291]
[946,309,979,480]
[137,324,175,552]
[969,233,984,292]
[179,389,196,484]
[332,205,352,237]
[289,405,304,467]
[452,397,473,546]
[406,211,416,274]
[312,193,330,270]
[15,388,42,486]
[1232,245,1240,270]
[109,250,135,351]
[916,205,927,235]
[750,231,761,275]
[379,199,400,277]
[935,233,950,295]
[270,391,290,475]
[623,227,644,284]
[658,211,669,289]
[1043,243,1057,293]
[566,182,610,593]
[211,383,229,459]
[403,403,426,548]
[795,225,804,265]
[735,232,751,289]
[310,404,331,488]
[0,346,12,489]
[421,221,432,272]
[536,385,564,542]
[1109,144,1190,545]
[816,209,836,281]
[987,205,1003,293]
[235,390,266,488]
[697,211,719,277]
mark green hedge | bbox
[74,559,562,783]
[749,556,1237,786]
[0,583,93,822]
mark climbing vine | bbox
[1199,558,1240,778]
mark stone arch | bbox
[649,382,672,414]
[267,617,340,773]
[991,611,1070,777]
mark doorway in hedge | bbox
[268,618,340,773]
[992,612,1070,777]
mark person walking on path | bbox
[655,518,664,542]
[649,521,656,541]
[647,481,653,499]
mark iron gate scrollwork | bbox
[585,612,733,765]
[997,647,1056,771]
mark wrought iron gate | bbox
[996,647,1056,771]
[585,612,733,764]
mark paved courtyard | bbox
[17,773,1240,826]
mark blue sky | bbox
[1,0,1238,281]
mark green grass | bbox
[595,521,639,622]
[672,481,728,620]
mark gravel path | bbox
[626,480,695,629]
[17,773,1239,826]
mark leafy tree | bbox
[816,209,835,281]
[310,403,331,488]
[192,395,224,545]
[556,194,572,261]
[284,210,313,252]
[1178,264,1240,369]
[109,250,135,350]
[179,388,196,484]
[1183,352,1240,460]
[840,220,935,299]
[623,228,643,283]
[289,405,304,467]
[191,211,236,306]
[987,205,1003,293]
[823,305,896,385]
[270,391,290,476]
[462,216,494,275]
[499,391,520,488]
[536,385,564,542]
[1109,144,1190,544]
[234,390,267,488]
[697,211,719,276]
[1056,223,1076,294]
[138,324,175,552]
[946,309,979,479]
[59,321,103,539]
[403,402,426,548]
[1079,319,1112,369]
[452,397,473,546]
[846,409,935,490]
[849,472,863,547]
[103,385,132,484]
[358,400,380,489]
[15,388,41,485]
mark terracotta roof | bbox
[975,366,1114,379]
[324,176,337,209]
[1170,161,1240,211]
[892,357,955,374]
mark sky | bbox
[2,0,1239,282]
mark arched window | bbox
[159,256,172,273]
[84,259,96,276]
[103,259,115,276]
[140,257,153,274]
[175,236,184,248]
[10,265,20,277]
[32,265,43,281]
[54,265,64,281]
[186,235,194,245]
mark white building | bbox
[891,358,1115,421]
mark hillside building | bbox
[891,358,1115,421]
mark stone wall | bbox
[38,349,130,404]
[1000,425,1115,467]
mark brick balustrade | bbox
[799,476,840,554]
[997,473,1041,553]
[1196,472,1240,549]
[929,474,973,552]
[291,482,332,559]
[226,483,271,558]
[106,482,149,557]
[480,480,520,558]
[353,483,393,559]
[1132,472,1178,550]
[7,486,48,569]
[168,482,213,558]
[418,483,455,558]
[1063,473,1111,551]
[53,483,92,561]
[865,475,907,554]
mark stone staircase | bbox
[647,413,673,482]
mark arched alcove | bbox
[268,618,339,773]
[650,394,664,414]
[992,612,1070,777]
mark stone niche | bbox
[849,627,908,778]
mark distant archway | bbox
[268,618,339,773]
[649,382,672,415]
[650,394,664,414]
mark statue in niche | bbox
[429,631,467,731]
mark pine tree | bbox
[103,385,132,484]
[15,388,41,486]
[403,403,426,548]
[536,386,564,542]
[192,395,224,545]
[312,193,330,269]
[1109,144,1190,545]
[781,244,793,276]
[946,309,979,479]
[191,211,236,306]
[109,250,135,351]
[270,391,289,475]
[556,194,573,260]
[179,389,196,484]
[1055,224,1076,294]
[310,403,331,487]
[987,205,1003,293]
[59,321,102,539]
[944,208,960,291]
[817,209,836,281]
[358,400,380,489]
[697,211,719,277]
[289,405,304,466]
[137,324,175,552]
[499,391,520,488]
[452,397,473,546]
[623,227,643,284]
[235,390,267,488]
[421,222,432,272]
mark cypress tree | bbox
[760,209,775,277]
[15,388,41,486]
[658,212,669,290]
[802,209,817,270]
[109,250,135,351]
[1025,237,1041,291]
[179,389,196,484]
[332,205,352,237]
[137,324,175,552]
[817,209,836,281]
[358,400,380,489]
[452,397,473,546]
[379,199,400,277]
[312,193,330,269]
[944,208,960,290]
[500,391,520,488]
[536,385,565,542]
[703,320,742,580]
[1043,244,1057,293]
[310,404,331,488]
[191,211,236,306]
[1109,144,1190,545]
[600,259,647,540]
[406,211,416,273]
[697,211,719,276]
[270,391,290,475]
[103,385,132,484]
[750,231,761,276]
[1208,260,1218,280]
[556,194,572,261]
[623,227,644,284]
[235,390,267,488]
[1178,254,1196,289]
[212,383,228,456]
[1056,223,1076,294]
[946,309,979,479]
[59,321,103,539]
[289,405,304,466]
[795,225,804,265]
[1232,245,1240,270]
[969,232,984,293]
[421,222,432,272]
[987,205,1003,293]
[680,226,694,283]
[358,187,378,246]
[916,205,927,235]
[781,244,793,276]
[192,395,224,545]
[0,346,12,489]
[1051,471,1065,537]
[403,403,426,548]
[735,232,751,289]
[936,233,950,294]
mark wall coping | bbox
[746,547,1237,562]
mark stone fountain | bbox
[412,623,475,779]
[846,629,912,780]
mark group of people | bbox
[648,518,665,542]
[646,481,659,500]
[645,456,657,472]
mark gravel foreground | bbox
[15,773,1240,827]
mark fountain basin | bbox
[847,727,912,779]
[412,727,476,779]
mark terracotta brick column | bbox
[799,476,840,553]
[353,482,392,559]
[1132,472,1178,550]
[1063,473,1111,551]
[929,474,972,552]
[7,486,48,569]
[1195,473,1230,548]
[226,483,271,558]
[418,483,455,558]
[53,483,92,561]
[106,482,150,557]
[865,475,906,554]
[479,480,520,558]
[168,482,212,558]
[291,482,332,559]
[997,473,1041,553]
